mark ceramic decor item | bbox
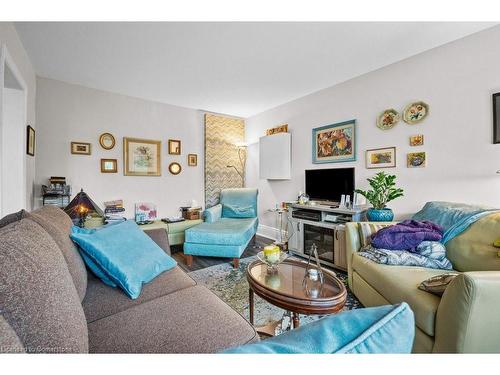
[377,109,400,130]
[403,101,429,124]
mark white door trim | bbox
[0,44,29,216]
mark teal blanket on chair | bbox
[412,201,498,244]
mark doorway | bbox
[0,45,28,217]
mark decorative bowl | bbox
[257,249,288,271]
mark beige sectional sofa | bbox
[0,206,257,353]
[346,214,500,353]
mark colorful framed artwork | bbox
[377,109,399,130]
[168,139,181,155]
[187,154,197,166]
[312,119,356,163]
[407,152,426,168]
[403,101,429,124]
[123,137,161,176]
[71,142,91,155]
[100,159,118,173]
[410,134,424,146]
[99,133,116,150]
[168,162,182,175]
[365,147,396,169]
[26,125,35,156]
[135,202,157,223]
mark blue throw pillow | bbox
[222,303,415,354]
[70,220,176,299]
[222,203,255,218]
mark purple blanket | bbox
[371,220,443,251]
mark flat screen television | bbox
[305,167,355,203]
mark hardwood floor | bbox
[172,235,274,272]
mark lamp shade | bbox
[64,189,104,220]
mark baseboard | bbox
[257,224,279,241]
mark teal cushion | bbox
[70,220,176,299]
[220,188,257,218]
[184,240,248,258]
[79,252,117,287]
[185,217,258,246]
[204,204,222,223]
[222,203,256,218]
[222,303,415,354]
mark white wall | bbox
[35,77,205,218]
[246,26,500,230]
[0,22,37,212]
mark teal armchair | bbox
[184,188,259,268]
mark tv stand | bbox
[288,203,367,270]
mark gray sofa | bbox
[0,205,258,353]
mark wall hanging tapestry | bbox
[205,113,246,207]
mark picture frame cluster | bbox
[70,133,198,176]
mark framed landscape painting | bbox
[312,119,356,163]
[123,137,161,176]
[366,147,396,169]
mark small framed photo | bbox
[188,154,197,166]
[71,142,91,155]
[366,147,396,169]
[168,139,181,155]
[407,152,426,168]
[26,125,35,156]
[409,134,424,146]
[101,159,118,173]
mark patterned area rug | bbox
[188,255,363,330]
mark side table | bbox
[139,219,202,246]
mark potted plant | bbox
[355,172,404,221]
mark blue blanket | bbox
[412,201,498,244]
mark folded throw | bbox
[359,241,452,270]
[371,220,443,251]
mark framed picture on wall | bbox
[71,142,91,155]
[100,159,118,173]
[312,120,356,163]
[187,154,197,166]
[123,137,161,176]
[26,125,35,156]
[168,139,181,155]
[493,93,500,143]
[366,147,396,169]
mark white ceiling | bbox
[15,22,496,117]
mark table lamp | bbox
[64,189,104,227]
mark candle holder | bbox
[302,243,325,298]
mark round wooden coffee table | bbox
[246,258,347,336]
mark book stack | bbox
[104,199,126,224]
[42,176,71,208]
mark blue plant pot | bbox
[367,208,394,222]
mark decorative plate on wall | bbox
[168,162,182,175]
[377,109,400,130]
[99,133,116,150]
[403,101,429,124]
